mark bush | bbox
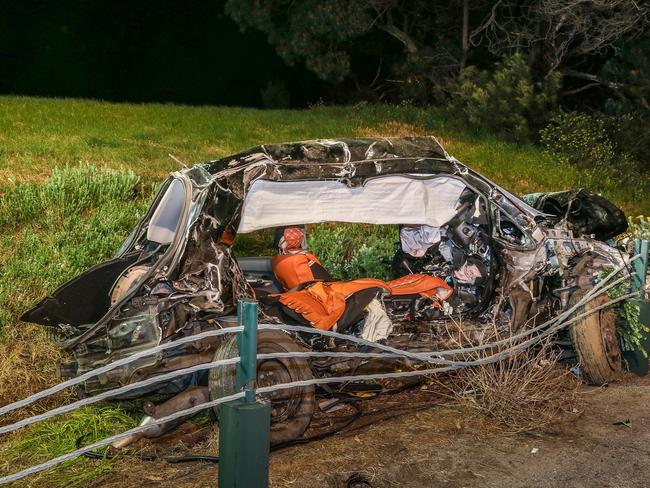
[604,114,650,174]
[232,223,399,281]
[308,223,398,281]
[440,330,580,434]
[539,112,615,169]
[451,54,561,141]
[539,112,648,192]
[627,215,650,241]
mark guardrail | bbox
[0,241,647,486]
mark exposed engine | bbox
[390,188,494,318]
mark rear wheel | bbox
[208,330,315,444]
[569,289,622,385]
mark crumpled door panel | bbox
[20,252,141,328]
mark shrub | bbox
[309,223,398,281]
[232,223,399,281]
[627,215,650,241]
[604,114,650,174]
[451,54,561,140]
[539,112,647,192]
[443,333,580,434]
[539,112,615,169]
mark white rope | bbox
[0,290,639,484]
[0,251,641,482]
[4,253,638,417]
[257,324,448,363]
[0,366,460,485]
[0,351,413,436]
[432,260,638,356]
[0,326,243,417]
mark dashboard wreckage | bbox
[21,136,630,445]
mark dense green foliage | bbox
[233,224,399,281]
[226,1,650,111]
[540,112,649,194]
[308,224,398,281]
[452,55,561,140]
[225,1,650,179]
[540,113,616,170]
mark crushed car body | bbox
[21,136,630,443]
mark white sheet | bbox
[237,176,466,233]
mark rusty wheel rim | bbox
[257,359,302,423]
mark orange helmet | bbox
[278,226,307,253]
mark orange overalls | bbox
[270,251,325,291]
[271,252,452,331]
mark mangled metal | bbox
[20,136,631,443]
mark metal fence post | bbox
[624,239,650,375]
[218,299,271,488]
[632,239,649,297]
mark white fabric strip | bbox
[238,176,466,233]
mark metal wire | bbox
[0,326,243,417]
[3,254,638,417]
[0,351,408,436]
[0,366,461,485]
[0,289,640,484]
[431,259,639,356]
[0,254,641,483]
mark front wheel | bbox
[208,330,315,444]
[569,289,622,385]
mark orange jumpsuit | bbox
[271,252,452,331]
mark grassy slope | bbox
[1,96,646,214]
[0,96,646,486]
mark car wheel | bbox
[568,288,622,385]
[208,329,315,444]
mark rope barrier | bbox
[0,253,642,483]
[432,258,640,356]
[3,254,638,418]
[0,326,244,417]
[0,351,416,435]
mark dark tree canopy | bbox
[226,0,650,109]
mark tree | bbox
[224,0,476,101]
[225,0,650,107]
[471,1,650,76]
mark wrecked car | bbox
[21,137,629,444]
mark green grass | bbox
[0,406,136,487]
[0,96,646,214]
[0,95,646,485]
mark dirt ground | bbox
[95,373,650,488]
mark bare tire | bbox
[569,289,622,385]
[208,330,315,444]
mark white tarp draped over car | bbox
[237,175,467,233]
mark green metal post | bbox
[623,239,650,376]
[219,299,270,488]
[236,299,259,404]
[632,239,649,297]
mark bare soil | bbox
[95,373,650,488]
